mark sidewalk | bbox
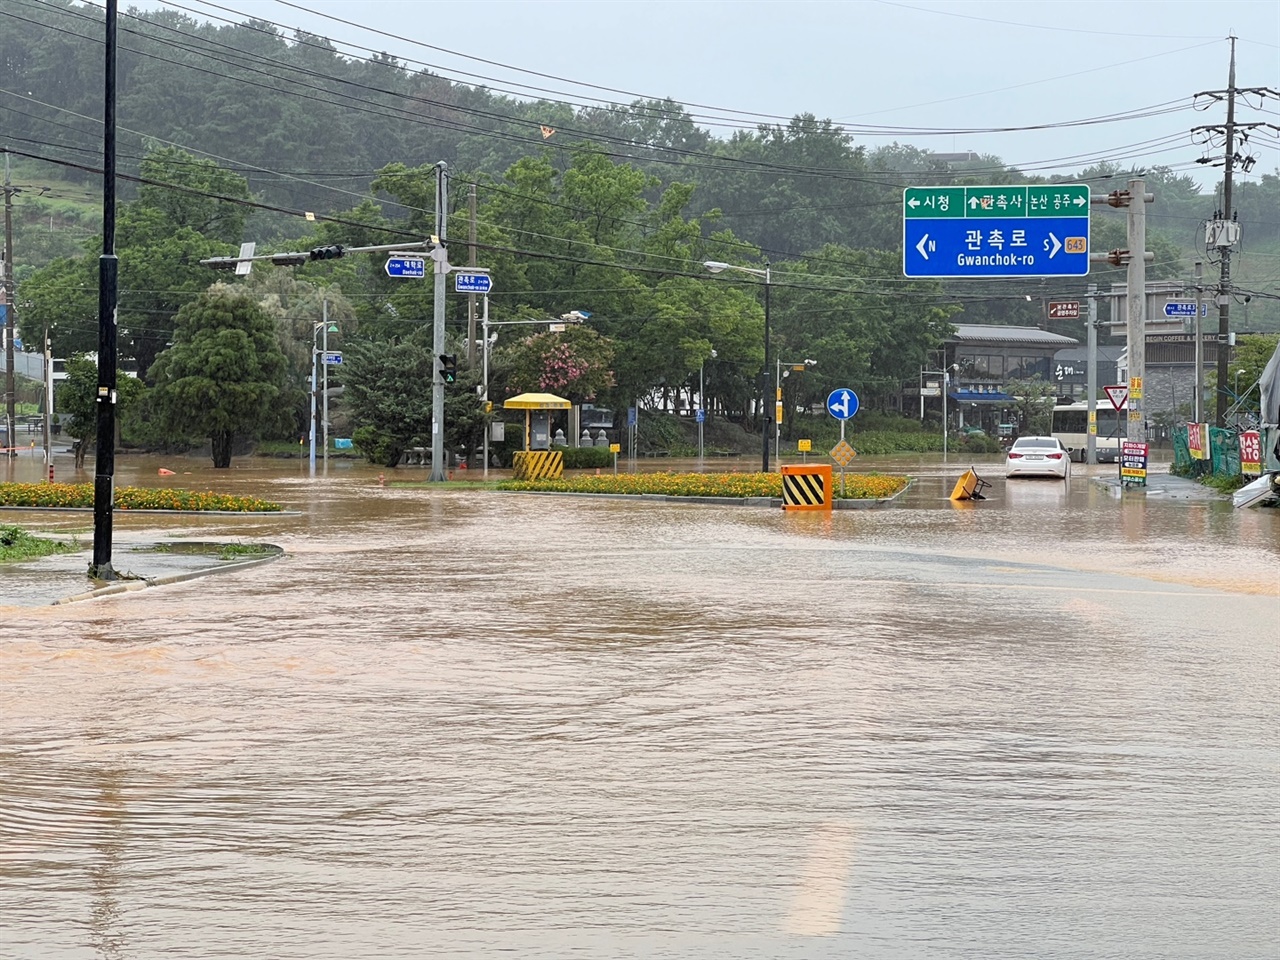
[0,539,283,608]
[1091,468,1228,502]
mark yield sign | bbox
[1103,385,1129,411]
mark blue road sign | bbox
[904,217,1090,278]
[1164,301,1197,318]
[454,273,492,294]
[826,388,859,421]
[627,406,637,427]
[385,256,425,278]
[695,409,705,424]
[322,352,342,365]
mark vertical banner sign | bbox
[1239,431,1262,475]
[1187,422,1209,461]
[1121,440,1149,485]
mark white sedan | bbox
[1005,436,1071,479]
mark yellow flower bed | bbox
[496,471,908,500]
[0,482,282,512]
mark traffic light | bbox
[439,353,457,383]
[309,244,345,261]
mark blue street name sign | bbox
[454,273,492,294]
[627,406,637,427]
[1163,301,1197,318]
[385,256,425,278]
[826,388,859,421]
[904,217,1090,278]
[323,352,342,365]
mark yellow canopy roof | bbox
[503,392,572,410]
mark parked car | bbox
[1005,436,1070,479]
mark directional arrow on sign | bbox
[907,198,921,209]
[1072,195,1087,208]
[915,234,931,260]
[1047,233,1062,258]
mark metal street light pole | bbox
[309,320,320,477]
[481,295,490,480]
[775,358,816,465]
[703,261,771,471]
[921,367,953,462]
[699,350,715,464]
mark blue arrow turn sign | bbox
[826,388,859,421]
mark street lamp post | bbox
[309,306,339,478]
[921,365,956,462]
[698,348,716,464]
[703,260,771,472]
[775,358,817,465]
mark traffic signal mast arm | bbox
[200,238,443,270]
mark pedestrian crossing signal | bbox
[439,353,457,383]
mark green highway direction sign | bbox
[903,184,1090,278]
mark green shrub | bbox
[959,433,1001,454]
[352,425,403,468]
[554,445,614,468]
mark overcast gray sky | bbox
[129,0,1279,191]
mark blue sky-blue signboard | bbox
[903,184,1090,279]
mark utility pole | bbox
[1191,37,1279,425]
[3,152,16,459]
[322,301,331,472]
[1193,261,1204,423]
[1126,177,1147,442]
[430,161,448,483]
[90,0,119,581]
[467,182,477,368]
[1085,283,1098,465]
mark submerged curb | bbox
[50,545,285,606]
[0,506,300,515]
[496,479,912,509]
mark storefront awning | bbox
[949,390,1014,403]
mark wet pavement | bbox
[2,452,1276,959]
[0,455,1234,608]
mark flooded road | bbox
[2,454,1277,958]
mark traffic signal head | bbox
[439,353,457,383]
[309,244,345,261]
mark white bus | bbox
[1051,401,1125,463]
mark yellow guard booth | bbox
[504,392,572,480]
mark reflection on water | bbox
[2,454,1277,958]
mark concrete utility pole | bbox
[4,152,16,459]
[1126,177,1147,442]
[1191,36,1280,425]
[1193,261,1204,423]
[1085,283,1098,465]
[430,161,448,483]
[1213,38,1238,429]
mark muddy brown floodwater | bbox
[2,453,1277,959]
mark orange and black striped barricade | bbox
[781,464,833,512]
